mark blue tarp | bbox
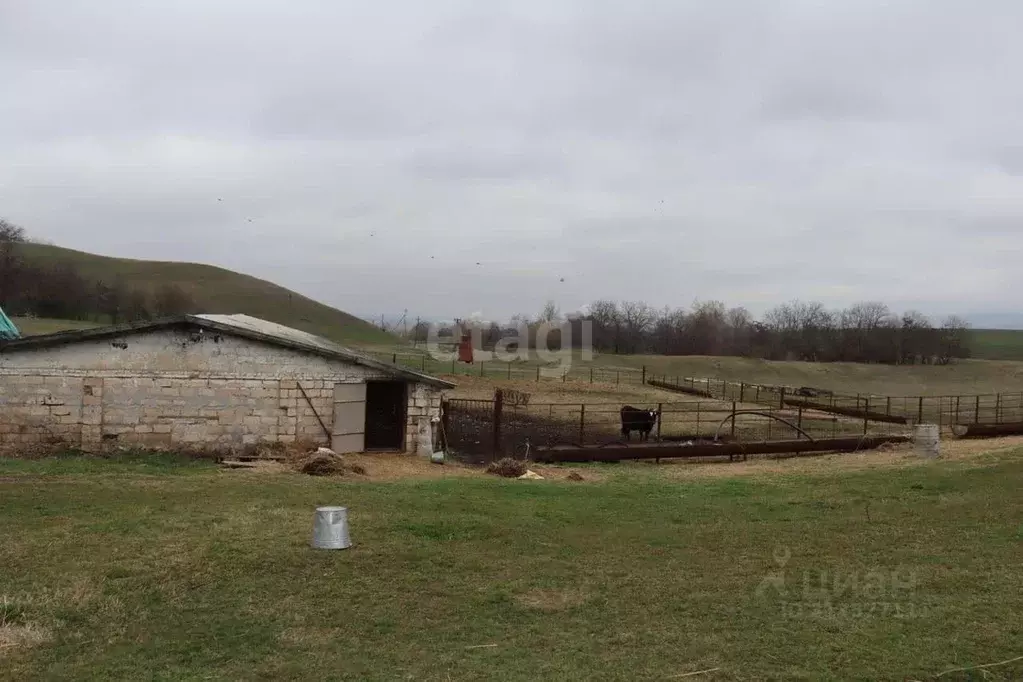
[0,306,20,340]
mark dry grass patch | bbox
[515,588,590,612]
[445,375,680,405]
[0,624,51,653]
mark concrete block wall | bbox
[0,374,84,448]
[0,328,447,453]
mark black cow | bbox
[620,405,657,441]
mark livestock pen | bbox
[441,394,910,464]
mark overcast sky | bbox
[2,1,1023,324]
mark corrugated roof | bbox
[0,314,454,389]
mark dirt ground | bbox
[231,436,1023,484]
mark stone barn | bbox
[0,314,454,454]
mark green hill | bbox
[15,242,398,346]
[967,329,1023,361]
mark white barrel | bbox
[913,424,940,459]
[312,506,351,550]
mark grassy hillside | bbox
[969,328,1023,361]
[16,243,398,346]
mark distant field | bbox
[17,242,397,346]
[377,346,1023,398]
[969,328,1023,361]
[10,317,101,336]
[2,448,1022,679]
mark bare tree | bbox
[0,218,26,308]
[938,315,971,364]
[619,301,655,354]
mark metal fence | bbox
[647,374,1023,430]
[442,397,909,463]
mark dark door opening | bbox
[364,381,407,450]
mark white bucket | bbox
[312,506,351,550]
[913,424,940,460]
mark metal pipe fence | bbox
[442,397,909,463]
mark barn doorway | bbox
[364,381,407,450]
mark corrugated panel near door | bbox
[332,383,366,453]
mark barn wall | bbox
[0,328,445,453]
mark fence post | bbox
[797,405,803,432]
[579,404,586,444]
[740,382,745,403]
[730,401,737,439]
[393,353,397,364]
[917,397,924,425]
[996,394,1002,424]
[779,387,786,410]
[696,402,701,435]
[863,410,869,436]
[440,401,450,451]
[756,385,761,402]
[493,390,504,457]
[955,396,961,424]
[975,395,981,424]
[536,366,540,382]
[507,362,512,380]
[642,365,647,384]
[480,360,485,377]
[590,367,594,383]
[616,370,620,385]
[886,396,891,417]
[656,403,663,441]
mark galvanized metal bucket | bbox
[312,506,351,550]
[913,424,940,460]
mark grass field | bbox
[969,329,1023,361]
[16,243,397,346]
[2,448,1022,680]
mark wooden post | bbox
[642,365,647,384]
[480,360,485,376]
[740,382,746,403]
[696,402,701,435]
[955,396,961,424]
[917,397,924,424]
[756,385,761,402]
[797,406,803,432]
[451,357,456,374]
[579,404,586,444]
[493,390,504,456]
[440,402,450,451]
[730,401,737,439]
[392,353,397,364]
[886,396,891,417]
[536,365,540,382]
[975,395,981,424]
[616,370,620,385]
[996,394,1002,424]
[656,403,663,441]
[590,367,594,383]
[779,387,786,410]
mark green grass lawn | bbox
[2,452,1022,680]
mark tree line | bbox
[0,219,195,324]
[425,298,972,365]
[580,299,970,364]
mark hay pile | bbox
[486,458,528,478]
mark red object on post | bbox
[457,332,474,364]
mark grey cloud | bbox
[3,1,1023,324]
